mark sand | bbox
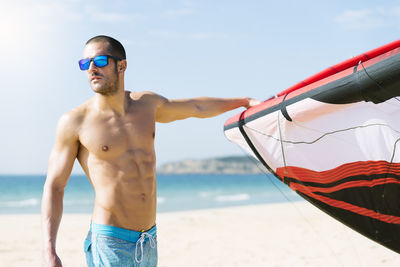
[0,202,399,267]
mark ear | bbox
[118,60,127,72]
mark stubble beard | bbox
[91,69,120,96]
[93,81,119,96]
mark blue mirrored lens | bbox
[79,58,90,70]
[94,56,108,67]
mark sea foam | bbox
[0,198,40,207]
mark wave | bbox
[199,191,217,198]
[215,193,250,202]
[0,198,40,207]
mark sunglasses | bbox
[78,55,122,71]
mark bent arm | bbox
[156,96,259,123]
[41,114,79,265]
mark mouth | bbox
[90,72,104,82]
[90,76,102,82]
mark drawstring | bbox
[135,232,156,263]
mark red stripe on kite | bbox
[276,161,400,184]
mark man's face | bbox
[83,41,119,96]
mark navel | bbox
[102,145,109,152]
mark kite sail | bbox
[224,40,400,253]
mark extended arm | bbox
[156,96,260,123]
[41,113,80,267]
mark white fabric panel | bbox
[225,97,400,172]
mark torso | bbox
[76,91,161,231]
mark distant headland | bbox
[156,155,265,174]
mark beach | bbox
[0,202,399,267]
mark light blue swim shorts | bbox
[84,223,158,267]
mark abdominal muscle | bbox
[78,147,158,232]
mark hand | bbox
[244,98,262,109]
[43,253,63,267]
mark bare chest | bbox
[79,112,156,159]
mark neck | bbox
[94,88,127,116]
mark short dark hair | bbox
[86,35,126,59]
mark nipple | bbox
[102,145,109,152]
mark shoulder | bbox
[128,90,168,106]
[55,103,88,142]
[58,104,86,128]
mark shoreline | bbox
[1,202,399,266]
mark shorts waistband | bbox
[90,223,157,243]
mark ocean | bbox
[0,174,302,214]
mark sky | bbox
[0,0,399,174]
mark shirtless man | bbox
[41,35,259,267]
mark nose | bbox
[87,60,98,73]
